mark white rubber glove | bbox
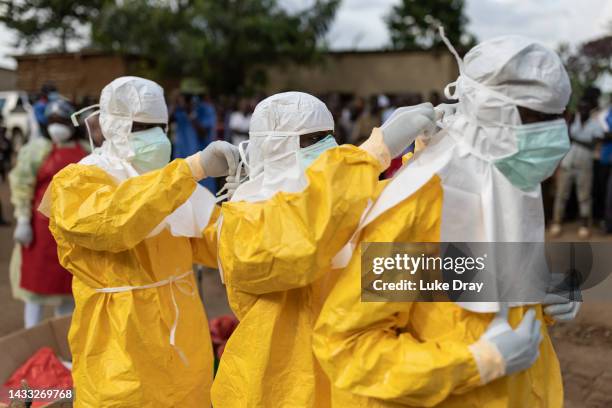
[434,103,458,123]
[543,293,581,322]
[199,141,240,178]
[224,174,241,201]
[415,103,458,150]
[469,308,543,384]
[14,218,33,247]
[484,309,543,375]
[380,102,435,158]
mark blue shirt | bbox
[33,100,48,127]
[173,102,217,193]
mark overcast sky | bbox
[1,0,611,68]
[323,0,612,50]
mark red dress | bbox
[20,143,87,295]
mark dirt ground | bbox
[0,179,611,406]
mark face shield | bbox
[71,104,102,151]
[72,77,215,240]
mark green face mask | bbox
[298,134,338,170]
[128,127,171,174]
[494,119,569,191]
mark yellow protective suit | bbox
[48,159,218,408]
[312,174,562,407]
[211,145,384,408]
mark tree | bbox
[386,0,475,51]
[0,0,106,52]
[91,0,340,95]
[559,34,612,109]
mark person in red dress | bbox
[9,99,88,328]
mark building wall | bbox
[16,53,131,102]
[15,50,459,102]
[0,68,17,91]
[265,50,458,98]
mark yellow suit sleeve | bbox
[219,145,382,294]
[49,159,197,253]
[313,272,482,406]
[313,175,482,406]
[190,205,221,268]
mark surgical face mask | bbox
[47,123,73,143]
[494,119,570,191]
[128,127,171,174]
[298,134,338,170]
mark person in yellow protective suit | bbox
[312,33,577,407]
[211,92,437,407]
[46,76,241,408]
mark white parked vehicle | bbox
[0,91,38,151]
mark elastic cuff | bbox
[359,127,391,171]
[186,153,206,181]
[468,339,506,385]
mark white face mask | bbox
[128,127,172,174]
[47,123,73,143]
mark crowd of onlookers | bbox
[545,87,612,238]
[1,82,611,237]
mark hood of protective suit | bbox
[99,76,168,162]
[79,76,215,238]
[444,35,571,162]
[461,36,570,114]
[334,33,571,313]
[231,91,334,202]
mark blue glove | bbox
[482,308,543,376]
[543,293,581,322]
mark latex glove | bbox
[216,174,242,203]
[543,293,581,322]
[224,174,241,201]
[199,141,239,178]
[469,308,543,384]
[484,309,542,375]
[380,102,435,158]
[434,103,458,123]
[415,103,458,151]
[14,218,33,247]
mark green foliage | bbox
[386,0,475,51]
[0,0,107,52]
[559,35,612,110]
[91,0,340,95]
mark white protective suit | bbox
[333,32,572,313]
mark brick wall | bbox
[265,50,458,98]
[16,52,132,103]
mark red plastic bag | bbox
[209,315,238,359]
[2,347,72,407]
